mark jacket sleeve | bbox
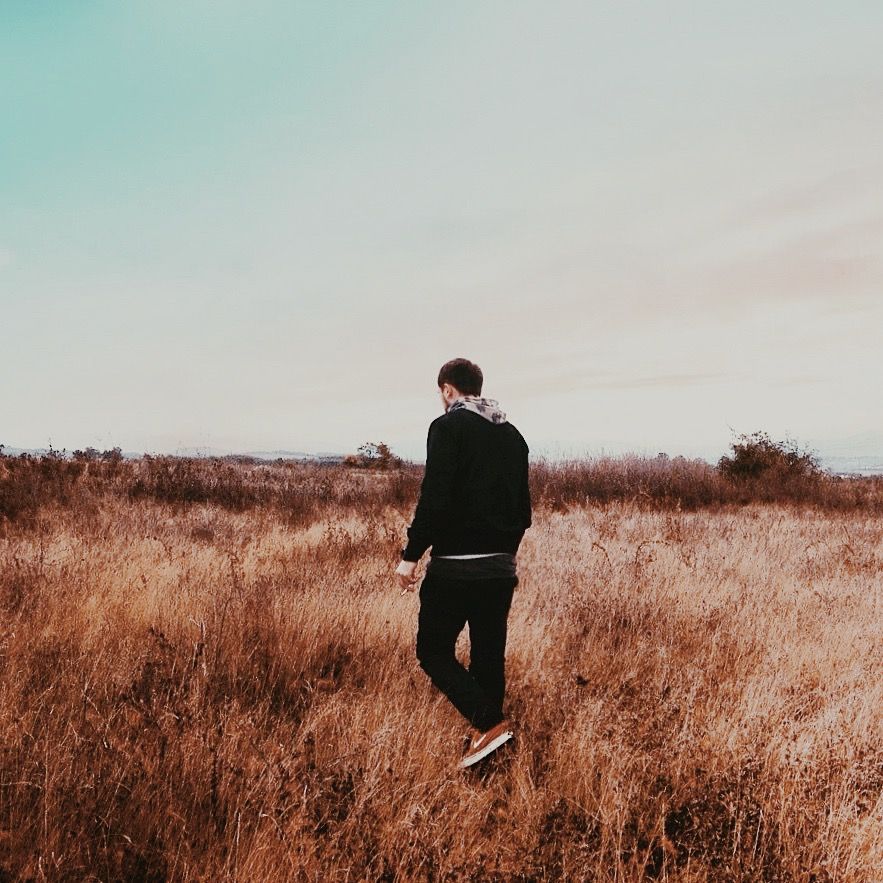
[520,445,532,529]
[402,418,459,561]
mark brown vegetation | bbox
[0,453,880,880]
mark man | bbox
[394,357,532,768]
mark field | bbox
[0,455,881,881]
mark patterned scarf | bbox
[447,394,508,424]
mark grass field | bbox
[0,456,881,881]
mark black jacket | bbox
[402,408,532,561]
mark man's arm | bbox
[402,418,459,561]
[520,445,532,529]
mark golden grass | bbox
[0,472,881,881]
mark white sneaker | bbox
[459,719,514,768]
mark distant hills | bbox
[817,455,883,476]
[807,432,883,476]
[177,448,349,463]
[0,445,348,464]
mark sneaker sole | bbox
[459,730,513,768]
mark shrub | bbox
[345,442,403,471]
[101,446,124,463]
[717,431,821,481]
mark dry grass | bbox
[0,459,881,881]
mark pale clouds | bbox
[2,3,882,462]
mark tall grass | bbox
[0,455,421,531]
[529,454,883,513]
[2,452,881,532]
[0,457,880,879]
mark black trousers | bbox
[415,571,518,732]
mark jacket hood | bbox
[447,395,508,424]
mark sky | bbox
[2,2,881,465]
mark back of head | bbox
[438,357,482,396]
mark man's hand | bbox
[395,559,420,594]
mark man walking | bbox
[395,358,532,768]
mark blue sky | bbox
[2,3,881,463]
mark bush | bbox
[717,431,821,481]
[344,442,403,471]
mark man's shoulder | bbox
[430,409,471,430]
[427,411,463,444]
[429,412,454,432]
[433,410,528,448]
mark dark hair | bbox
[438,358,483,395]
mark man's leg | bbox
[416,573,499,730]
[466,576,517,731]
